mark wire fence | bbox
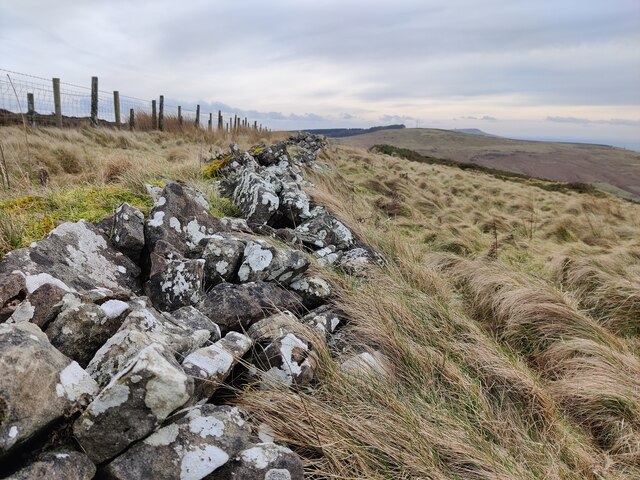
[0,68,266,132]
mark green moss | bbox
[0,186,152,256]
[202,153,233,179]
[208,195,241,218]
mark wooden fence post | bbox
[178,106,182,126]
[129,108,135,131]
[113,91,120,128]
[158,95,164,131]
[254,120,257,130]
[151,100,157,129]
[27,93,35,126]
[52,78,62,127]
[195,105,200,128]
[90,76,98,127]
[217,110,223,130]
[208,113,212,131]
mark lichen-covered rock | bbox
[209,442,304,480]
[237,240,309,285]
[300,305,343,338]
[341,350,390,378]
[338,246,384,276]
[147,241,205,312]
[0,272,26,322]
[144,182,225,255]
[278,183,312,225]
[289,276,332,309]
[198,282,303,332]
[74,343,193,464]
[86,305,211,387]
[0,221,141,294]
[112,202,145,263]
[314,245,343,267]
[45,300,130,367]
[0,323,98,457]
[219,217,252,233]
[182,332,252,402]
[254,142,288,166]
[19,282,68,328]
[4,450,96,480]
[230,170,280,225]
[171,305,221,341]
[198,234,245,286]
[103,405,252,480]
[293,209,353,250]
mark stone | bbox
[45,301,130,367]
[0,323,98,457]
[254,143,288,166]
[74,343,193,464]
[289,276,332,309]
[4,450,96,480]
[209,442,304,480]
[237,240,309,285]
[171,305,221,341]
[198,282,303,332]
[147,241,205,312]
[103,405,252,480]
[198,234,245,286]
[21,282,67,328]
[294,210,353,250]
[230,170,280,225]
[112,202,145,263]
[338,246,384,276]
[0,221,141,294]
[219,217,252,233]
[0,272,26,322]
[95,214,115,238]
[278,183,312,225]
[87,304,211,387]
[182,332,252,402]
[341,351,390,378]
[145,182,225,255]
[300,305,343,338]
[314,245,343,267]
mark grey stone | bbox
[293,210,353,250]
[0,221,141,294]
[300,305,343,338]
[22,282,67,328]
[278,183,312,225]
[199,234,245,286]
[4,450,96,480]
[112,202,145,262]
[255,143,288,166]
[171,305,221,341]
[103,405,252,480]
[314,245,343,267]
[209,442,304,480]
[289,276,332,309]
[341,351,390,378]
[338,246,384,276]
[74,343,193,464]
[230,170,280,225]
[0,272,26,322]
[237,240,309,285]
[198,282,303,332]
[0,323,98,458]
[145,182,225,255]
[182,332,252,403]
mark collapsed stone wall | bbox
[0,133,383,479]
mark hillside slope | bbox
[334,128,640,200]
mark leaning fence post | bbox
[129,108,135,131]
[195,105,200,128]
[217,110,223,130]
[113,91,121,128]
[52,78,62,127]
[151,100,157,130]
[27,93,35,126]
[158,95,164,131]
[90,76,98,127]
[178,106,182,126]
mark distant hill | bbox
[305,124,405,138]
[451,128,497,137]
[334,128,640,200]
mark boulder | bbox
[289,276,332,309]
[300,305,343,338]
[341,351,390,378]
[198,234,245,286]
[0,323,98,457]
[254,143,288,166]
[209,442,304,480]
[314,245,342,267]
[182,332,252,402]
[171,305,221,341]
[103,405,252,480]
[278,184,312,225]
[0,272,26,322]
[237,240,309,285]
[86,305,211,387]
[219,217,252,234]
[112,202,145,262]
[0,221,141,294]
[45,300,130,367]
[198,282,303,332]
[144,182,225,255]
[293,210,353,250]
[338,246,384,276]
[147,241,205,312]
[19,282,68,328]
[74,343,193,464]
[4,450,96,480]
[230,170,280,225]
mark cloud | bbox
[547,116,640,126]
[460,115,497,121]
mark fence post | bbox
[244,117,248,128]
[52,78,62,127]
[178,106,182,126]
[195,105,200,128]
[27,93,35,126]
[113,91,121,129]
[90,76,99,127]
[254,120,257,130]
[151,100,157,129]
[158,95,164,131]
[129,108,135,131]
[217,110,223,130]
[208,113,212,131]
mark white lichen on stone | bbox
[180,445,229,480]
[8,300,35,323]
[148,211,166,227]
[188,415,225,439]
[144,423,180,446]
[169,217,182,232]
[241,443,285,469]
[56,361,99,401]
[238,242,273,281]
[8,426,18,439]
[21,272,72,293]
[89,382,130,415]
[183,346,233,378]
[266,469,292,480]
[100,299,129,319]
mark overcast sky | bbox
[1,0,639,149]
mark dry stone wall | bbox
[0,133,384,479]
